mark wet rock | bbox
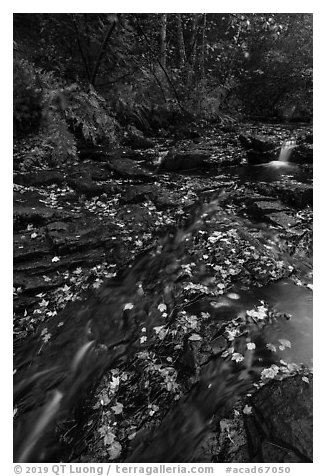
[67,177,105,198]
[46,220,119,254]
[246,150,277,165]
[106,148,145,161]
[79,147,145,162]
[239,134,279,165]
[265,212,298,229]
[151,189,185,208]
[13,295,40,314]
[239,134,277,153]
[13,205,77,231]
[13,170,65,187]
[159,150,211,172]
[122,185,155,203]
[192,432,220,462]
[14,272,63,296]
[255,181,313,208]
[210,335,227,354]
[245,374,313,462]
[14,231,51,263]
[220,125,238,133]
[176,335,202,381]
[248,201,290,218]
[290,144,313,164]
[78,148,108,162]
[106,158,153,179]
[66,163,111,182]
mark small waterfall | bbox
[278,139,296,162]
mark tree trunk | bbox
[176,14,186,68]
[186,14,200,86]
[159,14,167,70]
[198,13,207,79]
[71,14,91,82]
[90,14,119,87]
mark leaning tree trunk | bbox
[176,14,186,68]
[90,14,119,87]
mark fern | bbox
[15,62,120,166]
[66,86,119,145]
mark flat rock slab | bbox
[246,374,313,462]
[66,163,112,182]
[249,200,290,216]
[14,231,51,263]
[106,148,145,161]
[255,181,313,208]
[67,177,106,198]
[159,150,211,172]
[14,272,63,296]
[265,212,298,229]
[13,170,65,187]
[106,158,153,179]
[13,205,77,231]
[121,184,156,203]
[46,220,119,253]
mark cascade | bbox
[278,139,296,162]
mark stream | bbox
[13,125,313,463]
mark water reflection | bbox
[187,279,313,368]
[238,162,311,183]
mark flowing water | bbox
[14,135,313,462]
[187,279,313,368]
[278,139,297,162]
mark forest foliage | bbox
[13,13,312,163]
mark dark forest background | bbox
[13,13,312,164]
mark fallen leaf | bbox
[246,342,256,350]
[278,339,291,348]
[158,303,167,312]
[112,402,123,415]
[243,405,252,415]
[108,441,122,460]
[188,333,202,341]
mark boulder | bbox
[239,134,279,165]
[239,134,276,153]
[159,150,211,172]
[245,374,313,462]
[290,144,313,164]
